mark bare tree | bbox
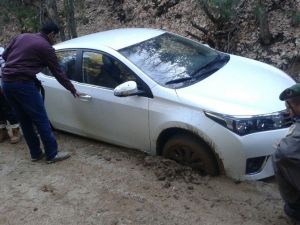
[191,0,243,52]
[64,0,77,39]
[255,0,273,45]
[45,0,66,41]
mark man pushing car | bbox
[1,21,80,163]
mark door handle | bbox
[79,93,92,101]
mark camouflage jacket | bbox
[274,118,300,161]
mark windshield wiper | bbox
[190,54,229,78]
[164,54,229,86]
[165,76,193,85]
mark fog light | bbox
[246,156,267,174]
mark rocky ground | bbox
[0,131,295,225]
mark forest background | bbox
[0,0,300,80]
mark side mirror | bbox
[114,81,142,97]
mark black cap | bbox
[41,21,59,35]
[279,83,300,101]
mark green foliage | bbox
[211,0,240,21]
[200,0,241,24]
[254,1,266,18]
[15,6,39,32]
[0,0,39,32]
[291,10,300,27]
[0,13,10,24]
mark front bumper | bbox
[205,123,289,180]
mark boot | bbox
[7,124,22,144]
[0,124,7,142]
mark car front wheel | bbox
[162,133,219,176]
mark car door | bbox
[77,50,151,150]
[39,49,151,151]
[38,49,88,135]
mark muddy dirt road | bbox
[0,131,293,225]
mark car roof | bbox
[54,28,165,51]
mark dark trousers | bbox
[273,156,300,215]
[0,87,18,125]
[2,81,57,160]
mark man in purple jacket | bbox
[1,21,80,163]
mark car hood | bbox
[176,55,295,116]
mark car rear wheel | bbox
[162,133,219,176]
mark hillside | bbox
[1,0,300,80]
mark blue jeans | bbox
[2,81,57,160]
[0,87,19,125]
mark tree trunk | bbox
[64,0,77,39]
[45,0,66,41]
[256,0,272,45]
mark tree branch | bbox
[191,22,209,35]
[200,1,218,24]
[185,31,203,42]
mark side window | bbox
[56,50,79,81]
[82,51,137,89]
[42,50,79,81]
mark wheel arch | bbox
[156,127,225,175]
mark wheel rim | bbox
[168,145,206,173]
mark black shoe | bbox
[284,203,300,222]
[46,152,70,164]
[31,153,45,162]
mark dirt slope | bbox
[1,0,300,80]
[0,131,293,225]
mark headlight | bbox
[204,110,292,136]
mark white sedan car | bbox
[38,28,295,180]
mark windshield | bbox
[119,33,229,88]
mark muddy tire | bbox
[162,133,219,176]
